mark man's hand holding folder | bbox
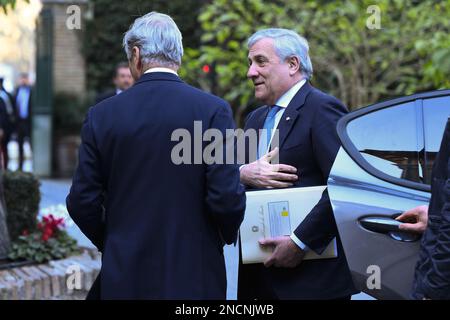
[240,186,337,265]
[259,236,306,268]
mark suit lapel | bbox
[245,105,270,142]
[243,106,269,163]
[276,82,313,149]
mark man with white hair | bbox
[67,12,245,299]
[238,28,358,299]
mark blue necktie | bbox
[258,105,282,158]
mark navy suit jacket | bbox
[67,72,246,299]
[95,89,116,104]
[239,82,357,299]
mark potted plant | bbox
[2,170,78,268]
[8,214,78,263]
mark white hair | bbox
[248,28,313,79]
[123,12,183,68]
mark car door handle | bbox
[359,216,402,233]
[359,216,421,242]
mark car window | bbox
[346,102,425,184]
[423,96,450,184]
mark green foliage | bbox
[3,171,41,241]
[82,0,450,125]
[180,0,285,124]
[8,230,79,264]
[181,0,450,122]
[417,28,450,89]
[53,92,93,135]
[84,0,208,93]
[0,0,27,13]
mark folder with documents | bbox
[240,186,337,264]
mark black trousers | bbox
[1,135,9,169]
[17,119,30,170]
[238,244,351,300]
[86,273,101,300]
[238,262,279,300]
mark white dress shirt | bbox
[267,79,306,148]
[16,86,31,119]
[144,67,178,76]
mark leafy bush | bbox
[3,170,41,241]
[8,214,79,263]
[182,0,450,117]
[53,92,92,136]
[0,0,23,13]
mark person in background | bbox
[14,73,33,171]
[397,118,450,300]
[0,98,8,169]
[0,77,16,169]
[95,62,134,104]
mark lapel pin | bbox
[286,117,291,121]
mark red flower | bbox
[38,214,67,242]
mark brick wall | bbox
[0,248,100,300]
[43,0,88,95]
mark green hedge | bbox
[3,171,41,241]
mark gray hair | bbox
[248,28,313,79]
[123,12,183,68]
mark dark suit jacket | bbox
[67,72,246,299]
[95,90,116,104]
[0,89,16,138]
[412,118,450,299]
[0,99,10,137]
[239,82,357,299]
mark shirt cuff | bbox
[239,165,246,171]
[290,233,309,251]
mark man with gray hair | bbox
[67,12,245,299]
[238,28,357,299]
